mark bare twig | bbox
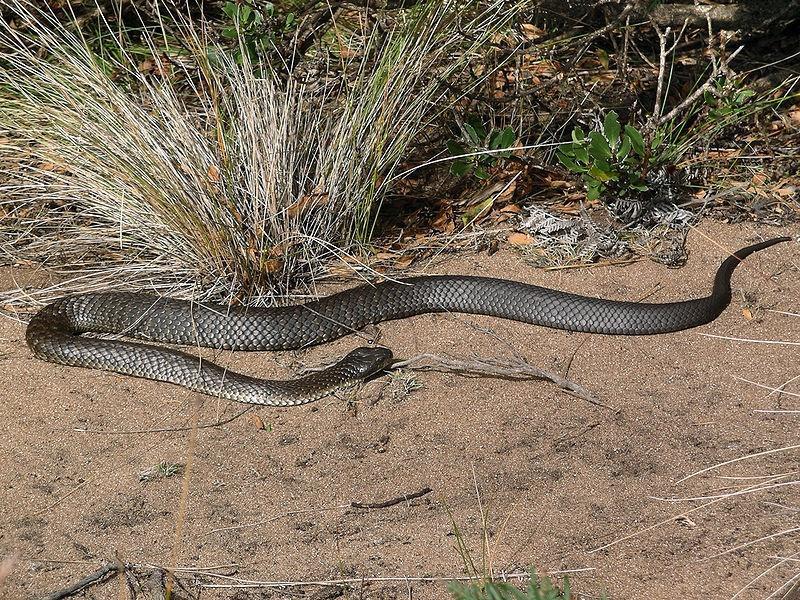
[656,45,745,126]
[40,562,122,600]
[393,353,612,410]
[650,19,689,125]
[350,487,432,509]
[560,1,638,52]
[72,405,253,435]
[197,568,596,589]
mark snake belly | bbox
[25,237,790,406]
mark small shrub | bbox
[447,117,516,180]
[221,1,296,64]
[556,111,653,202]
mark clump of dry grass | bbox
[0,0,519,306]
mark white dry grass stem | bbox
[0,0,521,307]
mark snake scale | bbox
[26,237,789,406]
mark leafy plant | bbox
[703,78,756,121]
[557,111,654,201]
[222,1,295,63]
[448,570,572,600]
[447,117,516,180]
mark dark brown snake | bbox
[26,237,790,406]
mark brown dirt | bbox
[1,222,798,600]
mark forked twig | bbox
[393,353,611,410]
[40,562,122,600]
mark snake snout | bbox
[342,346,394,378]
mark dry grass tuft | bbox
[0,0,519,306]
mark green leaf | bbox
[624,125,645,156]
[474,165,491,180]
[285,12,296,28]
[603,111,621,150]
[597,48,609,70]
[462,196,494,225]
[734,89,755,104]
[651,128,664,150]
[573,143,589,164]
[558,143,576,158]
[586,183,601,201]
[588,131,611,159]
[489,130,503,150]
[617,135,632,160]
[221,26,238,39]
[630,181,649,191]
[588,165,614,182]
[571,127,585,143]
[467,117,487,139]
[557,152,586,173]
[490,126,515,150]
[240,5,252,24]
[499,126,516,149]
[223,2,238,18]
[447,140,466,157]
[593,157,615,175]
[450,160,472,176]
[463,123,481,146]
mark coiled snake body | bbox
[26,237,789,406]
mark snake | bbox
[25,237,789,406]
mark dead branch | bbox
[558,1,638,52]
[351,486,432,509]
[40,562,122,600]
[642,2,744,29]
[651,19,689,125]
[393,353,613,410]
[656,44,744,126]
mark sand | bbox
[1,222,797,600]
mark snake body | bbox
[26,237,789,405]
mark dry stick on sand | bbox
[350,487,433,509]
[393,353,611,410]
[40,562,122,600]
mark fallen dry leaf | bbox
[520,23,545,40]
[432,209,455,233]
[262,258,282,273]
[248,414,267,430]
[508,232,534,246]
[394,255,415,269]
[287,192,329,219]
[742,308,753,321]
[461,197,494,225]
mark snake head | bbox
[338,346,395,379]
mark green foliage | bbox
[447,116,516,180]
[222,1,296,63]
[448,571,572,600]
[703,78,756,121]
[556,111,652,201]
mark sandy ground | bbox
[0,222,798,600]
